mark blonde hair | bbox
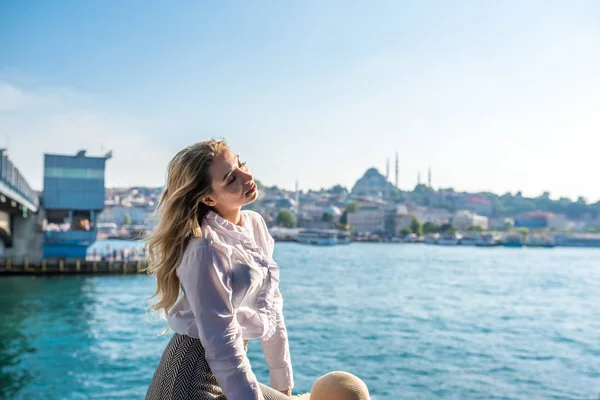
[146,139,228,317]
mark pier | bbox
[0,258,149,275]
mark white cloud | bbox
[0,83,31,111]
[0,82,174,191]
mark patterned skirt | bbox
[146,333,292,400]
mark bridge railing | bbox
[0,149,39,210]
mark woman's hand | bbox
[279,388,292,396]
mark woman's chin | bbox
[244,189,259,203]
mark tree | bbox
[124,213,132,226]
[445,226,458,234]
[423,221,439,234]
[255,180,264,190]
[440,223,453,232]
[399,228,412,237]
[339,210,348,225]
[321,212,333,222]
[276,210,296,228]
[516,227,529,237]
[329,185,348,195]
[346,201,360,214]
[410,216,423,236]
[469,225,484,232]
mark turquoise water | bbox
[1,243,600,399]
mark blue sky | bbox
[1,1,599,200]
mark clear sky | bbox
[1,1,599,200]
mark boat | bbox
[553,233,600,248]
[437,232,462,245]
[337,231,352,245]
[503,234,524,247]
[424,233,439,245]
[403,233,420,243]
[96,222,118,240]
[296,229,350,245]
[476,233,500,247]
[525,235,555,248]
[460,233,480,246]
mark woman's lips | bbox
[245,182,257,195]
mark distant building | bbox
[514,211,572,231]
[489,217,514,230]
[452,210,489,231]
[42,150,110,259]
[413,207,452,225]
[394,214,414,234]
[351,168,395,199]
[98,204,151,225]
[452,195,493,216]
[348,205,386,234]
[584,218,600,231]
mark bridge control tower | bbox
[42,150,111,259]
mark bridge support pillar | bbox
[5,206,44,263]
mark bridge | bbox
[0,149,43,261]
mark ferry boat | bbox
[460,233,480,246]
[503,234,524,247]
[525,235,555,248]
[437,232,462,245]
[96,222,118,240]
[337,230,352,245]
[424,233,439,245]
[296,229,351,246]
[553,233,600,248]
[476,233,500,247]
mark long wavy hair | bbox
[146,139,227,317]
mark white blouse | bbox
[167,210,293,400]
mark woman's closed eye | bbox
[228,161,247,185]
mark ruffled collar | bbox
[205,210,251,238]
[203,210,280,339]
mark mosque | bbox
[350,153,432,200]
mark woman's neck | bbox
[214,206,243,226]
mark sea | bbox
[1,242,599,399]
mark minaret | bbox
[417,171,421,186]
[395,152,399,189]
[386,158,390,182]
[295,179,300,212]
[428,165,432,188]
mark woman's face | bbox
[202,147,258,213]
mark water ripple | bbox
[1,244,599,399]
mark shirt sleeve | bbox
[178,240,264,400]
[260,286,294,391]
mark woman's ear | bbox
[201,195,217,207]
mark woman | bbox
[146,139,294,400]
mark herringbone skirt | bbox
[146,333,292,400]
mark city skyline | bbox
[2,1,600,200]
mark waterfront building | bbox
[452,210,489,231]
[42,150,110,259]
[514,211,572,231]
[394,214,414,234]
[347,205,386,234]
[452,195,493,217]
[413,207,452,225]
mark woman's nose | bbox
[240,168,253,181]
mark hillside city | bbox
[96,165,600,247]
